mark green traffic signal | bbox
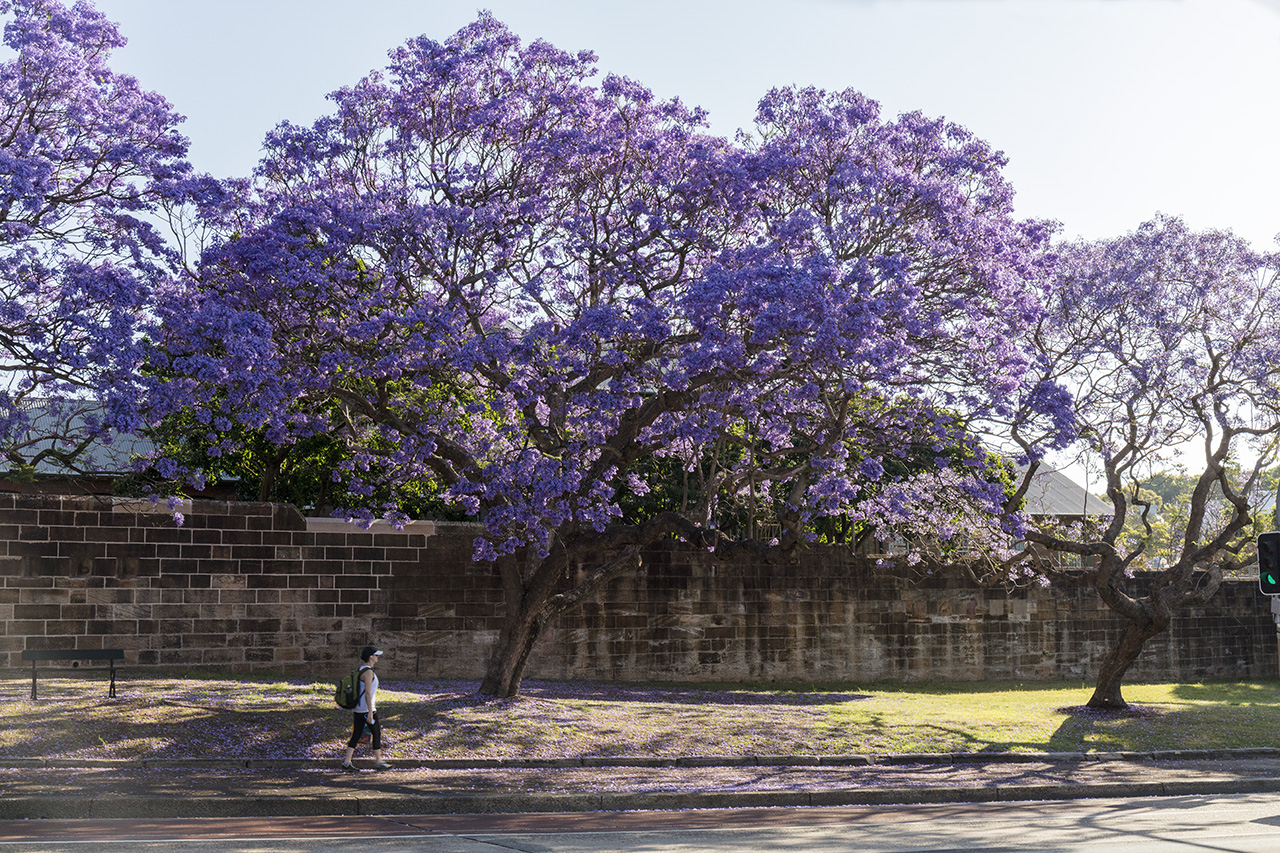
[1260,532,1280,595]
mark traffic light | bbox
[1259,532,1280,595]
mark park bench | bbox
[20,648,124,700]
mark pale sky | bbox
[89,0,1280,252]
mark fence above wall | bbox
[2,493,1276,684]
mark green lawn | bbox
[817,681,1280,754]
[2,676,1278,761]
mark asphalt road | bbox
[7,794,1280,852]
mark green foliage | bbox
[616,453,699,525]
[119,404,468,520]
[811,408,1016,550]
[613,398,1012,551]
[3,462,37,484]
[1258,465,1280,533]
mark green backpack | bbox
[334,668,360,709]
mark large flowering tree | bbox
[1008,216,1280,709]
[158,16,1070,697]
[0,0,198,475]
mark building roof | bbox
[4,399,154,477]
[1018,465,1109,518]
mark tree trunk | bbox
[1087,616,1166,709]
[472,523,763,698]
[478,606,543,698]
[477,548,566,699]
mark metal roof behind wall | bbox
[6,400,155,476]
[1018,466,1109,517]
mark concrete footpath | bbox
[4,750,1280,819]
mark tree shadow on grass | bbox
[380,678,872,706]
[825,704,1169,757]
[3,675,871,762]
[0,675,358,761]
[1044,704,1163,753]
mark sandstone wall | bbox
[2,494,1274,683]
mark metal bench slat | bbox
[21,649,124,661]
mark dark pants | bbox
[347,711,381,750]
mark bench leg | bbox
[30,659,37,701]
[109,659,117,699]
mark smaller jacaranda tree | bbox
[1007,216,1280,709]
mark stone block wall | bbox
[0,495,432,670]
[2,494,1276,684]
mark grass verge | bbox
[3,675,1278,761]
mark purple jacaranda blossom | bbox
[0,0,216,472]
[151,15,1070,698]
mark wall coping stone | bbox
[109,498,192,515]
[304,518,438,535]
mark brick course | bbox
[1,494,1275,683]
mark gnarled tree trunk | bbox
[477,543,568,698]
[475,534,648,698]
[1085,553,1222,710]
[1086,615,1168,709]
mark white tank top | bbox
[354,665,378,713]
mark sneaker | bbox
[340,762,358,773]
[373,761,392,771]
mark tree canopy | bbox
[149,14,1071,695]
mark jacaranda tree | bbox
[0,0,198,475]
[157,15,1071,697]
[1007,215,1280,709]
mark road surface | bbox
[6,794,1280,851]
